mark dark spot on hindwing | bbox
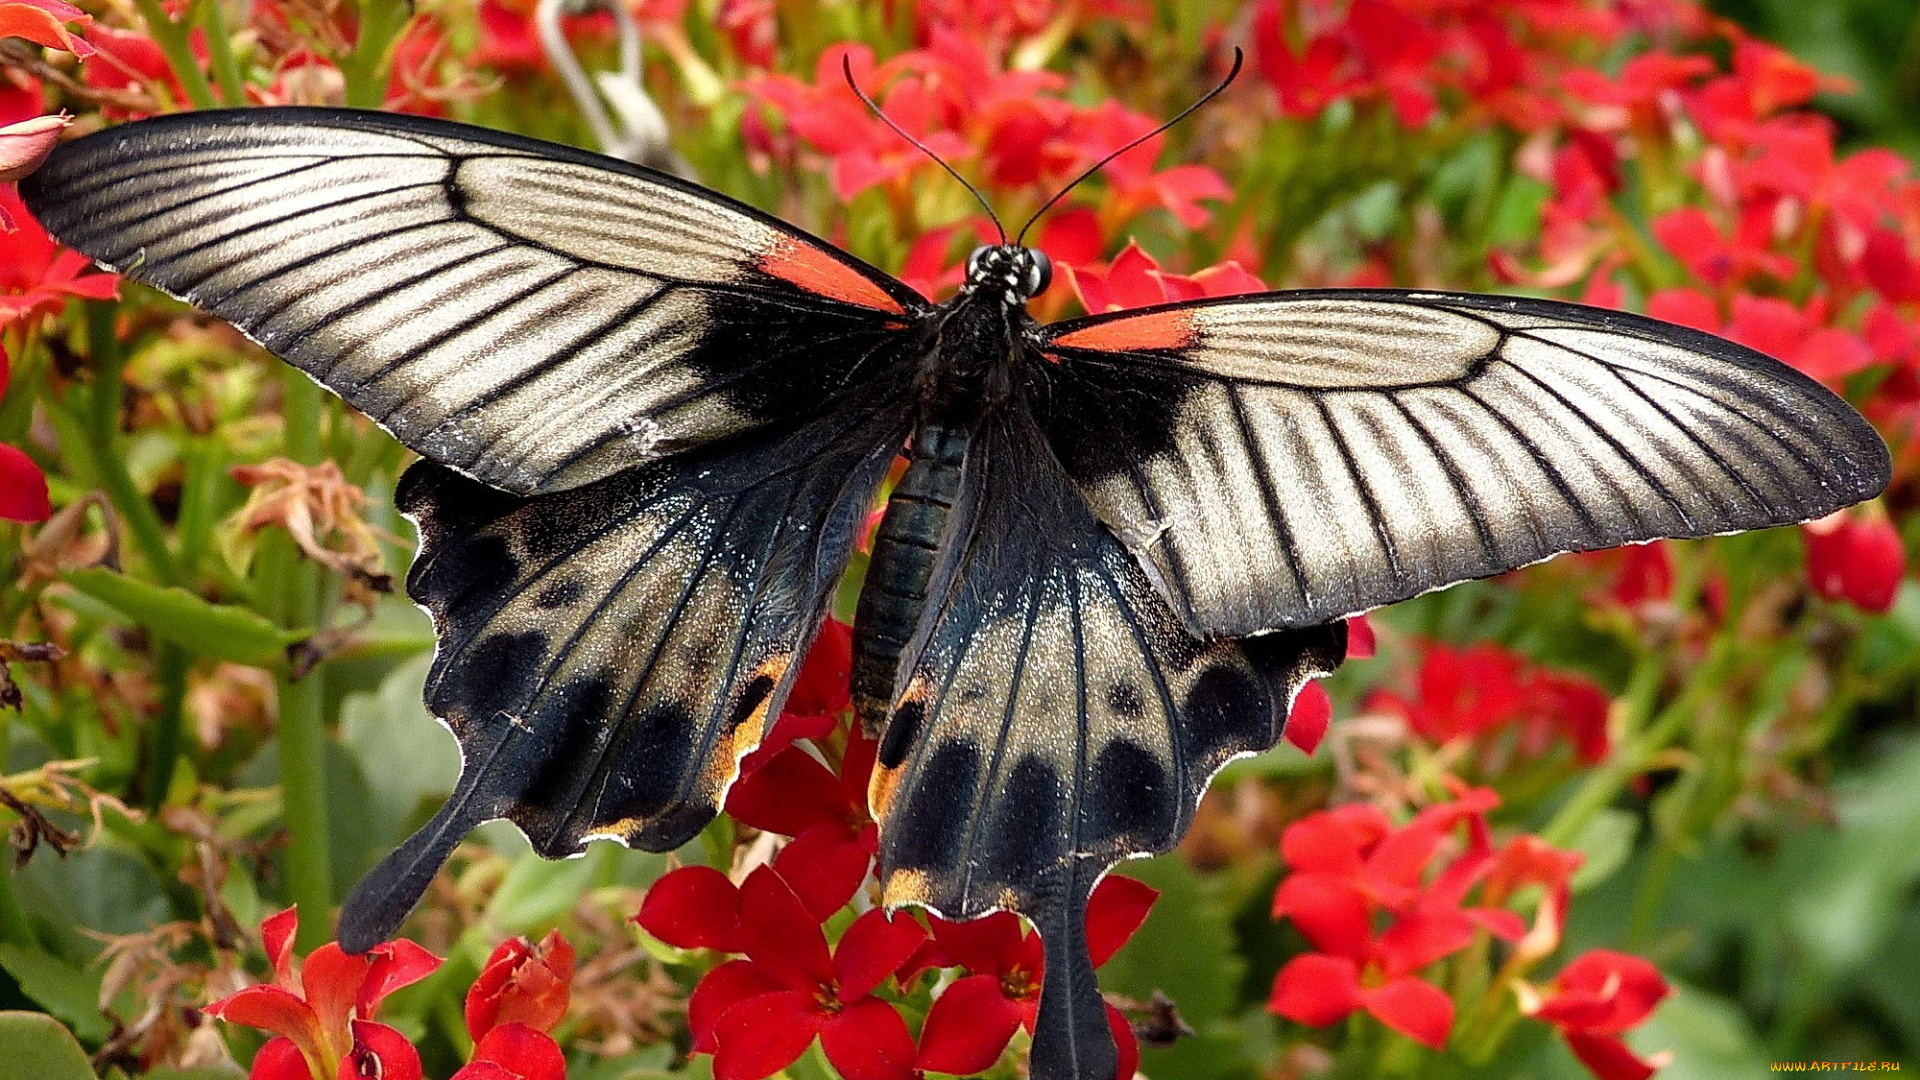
[879,698,924,769]
[1105,681,1144,717]
[534,579,585,609]
[1183,664,1272,736]
[422,534,517,619]
[1088,740,1174,848]
[888,740,979,874]
[432,630,548,727]
[991,755,1065,884]
[727,674,776,731]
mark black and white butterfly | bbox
[21,103,1889,1080]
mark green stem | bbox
[274,366,333,948]
[1540,636,1732,849]
[130,0,218,110]
[197,0,247,107]
[143,645,190,812]
[83,303,179,585]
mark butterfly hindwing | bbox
[869,412,1345,1079]
[1039,289,1892,637]
[339,381,912,951]
[20,108,924,495]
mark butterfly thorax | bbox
[850,246,1050,732]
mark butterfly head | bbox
[964,245,1051,306]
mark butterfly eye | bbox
[966,245,992,280]
[1026,250,1052,297]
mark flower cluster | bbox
[1369,641,1613,768]
[1269,787,1670,1080]
[206,909,575,1080]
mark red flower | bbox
[725,721,880,918]
[467,931,575,1043]
[1651,206,1796,290]
[914,874,1155,1079]
[1523,950,1672,1080]
[0,0,92,56]
[472,0,613,74]
[450,1023,568,1080]
[1804,509,1906,614]
[743,45,975,202]
[683,867,926,1080]
[1064,240,1266,314]
[205,908,440,1080]
[0,188,120,327]
[1649,289,1876,386]
[1268,789,1523,1050]
[1369,643,1611,766]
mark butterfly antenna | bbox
[844,55,1006,244]
[1013,47,1244,247]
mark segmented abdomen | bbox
[852,423,968,732]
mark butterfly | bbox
[20,102,1889,1080]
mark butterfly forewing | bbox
[870,411,1343,1080]
[20,108,923,495]
[339,378,912,951]
[1039,290,1891,638]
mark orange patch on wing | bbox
[1049,308,1201,353]
[758,237,907,315]
[704,654,792,791]
[881,868,932,908]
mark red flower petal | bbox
[346,1020,423,1080]
[786,618,853,717]
[726,745,851,837]
[711,990,822,1080]
[1538,950,1671,1032]
[929,909,1027,979]
[636,866,742,952]
[1564,1031,1665,1080]
[916,973,1023,1074]
[1359,975,1454,1049]
[469,1022,566,1080]
[465,931,573,1041]
[204,984,321,1044]
[1272,873,1372,960]
[738,867,834,989]
[1346,614,1377,659]
[1086,875,1157,968]
[0,443,50,522]
[773,825,871,920]
[1268,953,1362,1027]
[833,909,927,998]
[246,1037,312,1080]
[1375,907,1477,976]
[359,938,442,1018]
[262,907,298,984]
[0,1,92,56]
[1284,681,1332,755]
[688,961,784,1053]
[1106,1003,1141,1080]
[820,996,917,1080]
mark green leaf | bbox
[0,1011,97,1080]
[339,654,461,855]
[1568,807,1638,893]
[1629,981,1768,1080]
[62,569,293,667]
[1098,857,1258,1080]
[0,948,107,1044]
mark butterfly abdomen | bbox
[851,423,969,732]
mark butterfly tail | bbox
[339,743,506,953]
[1030,863,1121,1080]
